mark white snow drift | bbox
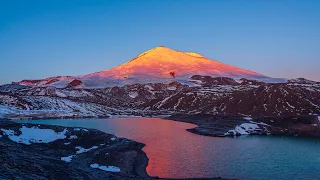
[224,123,260,136]
[1,126,67,145]
[61,145,99,163]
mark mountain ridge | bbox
[95,46,264,79]
[12,46,280,88]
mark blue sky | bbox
[0,0,319,84]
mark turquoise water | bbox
[17,118,320,180]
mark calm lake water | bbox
[17,118,320,180]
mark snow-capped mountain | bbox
[12,46,284,88]
[2,46,319,119]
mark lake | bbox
[17,118,320,180]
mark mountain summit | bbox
[13,46,271,88]
[90,46,263,80]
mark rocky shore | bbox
[0,120,150,180]
[166,114,320,138]
[4,113,318,179]
[0,120,230,180]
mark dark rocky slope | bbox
[1,76,319,119]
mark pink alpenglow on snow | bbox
[12,46,276,88]
[95,46,263,79]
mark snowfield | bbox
[0,105,75,118]
[0,93,117,119]
[1,126,67,145]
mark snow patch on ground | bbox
[128,92,138,98]
[174,97,184,110]
[234,79,243,84]
[144,85,154,90]
[25,104,30,111]
[75,146,98,154]
[318,116,320,122]
[253,122,271,126]
[263,104,267,111]
[74,128,89,132]
[0,105,20,117]
[243,117,253,120]
[167,86,177,91]
[90,163,121,172]
[1,126,67,145]
[111,137,116,141]
[286,102,295,109]
[61,145,99,163]
[61,155,75,163]
[56,91,67,98]
[68,135,78,139]
[0,95,115,119]
[225,123,260,136]
[189,79,203,84]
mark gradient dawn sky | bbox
[0,0,319,84]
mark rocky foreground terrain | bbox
[0,120,229,180]
[0,120,149,180]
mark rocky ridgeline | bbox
[0,75,319,119]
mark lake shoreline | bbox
[0,120,152,179]
[5,111,320,139]
[166,114,320,138]
[0,119,231,180]
[5,112,320,139]
[5,116,320,179]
